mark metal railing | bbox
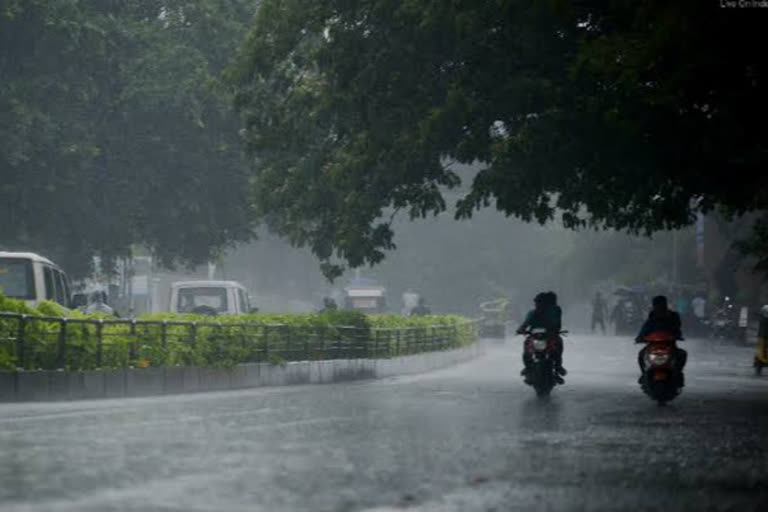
[0,313,478,372]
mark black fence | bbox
[0,313,478,372]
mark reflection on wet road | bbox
[0,335,766,511]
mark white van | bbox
[169,280,254,316]
[0,252,72,309]
[343,278,387,313]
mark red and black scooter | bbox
[520,328,567,398]
[637,331,684,405]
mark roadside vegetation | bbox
[0,293,476,371]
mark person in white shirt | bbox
[692,295,706,320]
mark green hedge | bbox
[0,294,477,371]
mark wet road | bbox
[0,335,767,512]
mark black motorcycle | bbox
[520,328,567,398]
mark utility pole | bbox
[672,231,679,286]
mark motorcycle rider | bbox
[84,290,117,317]
[517,292,566,383]
[635,295,687,385]
[319,297,338,313]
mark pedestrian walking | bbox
[591,291,608,334]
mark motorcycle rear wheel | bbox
[647,380,678,404]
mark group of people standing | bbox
[589,289,709,336]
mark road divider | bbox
[0,305,481,402]
[0,343,482,402]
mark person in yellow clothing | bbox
[755,305,768,375]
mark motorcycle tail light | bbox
[644,331,676,343]
[646,352,670,366]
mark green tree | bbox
[229,0,768,279]
[0,0,257,277]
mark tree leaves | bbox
[0,1,257,277]
[229,0,768,278]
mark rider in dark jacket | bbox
[635,295,687,384]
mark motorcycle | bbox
[520,328,567,398]
[637,331,684,405]
[710,297,741,340]
[711,310,736,339]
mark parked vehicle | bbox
[520,328,567,398]
[343,278,387,313]
[0,251,72,309]
[637,331,684,405]
[479,298,509,339]
[169,280,255,316]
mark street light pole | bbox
[672,231,679,286]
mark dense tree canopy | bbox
[0,0,257,276]
[229,0,768,278]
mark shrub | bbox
[0,292,476,371]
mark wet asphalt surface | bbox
[0,335,766,512]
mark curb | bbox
[0,344,482,403]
